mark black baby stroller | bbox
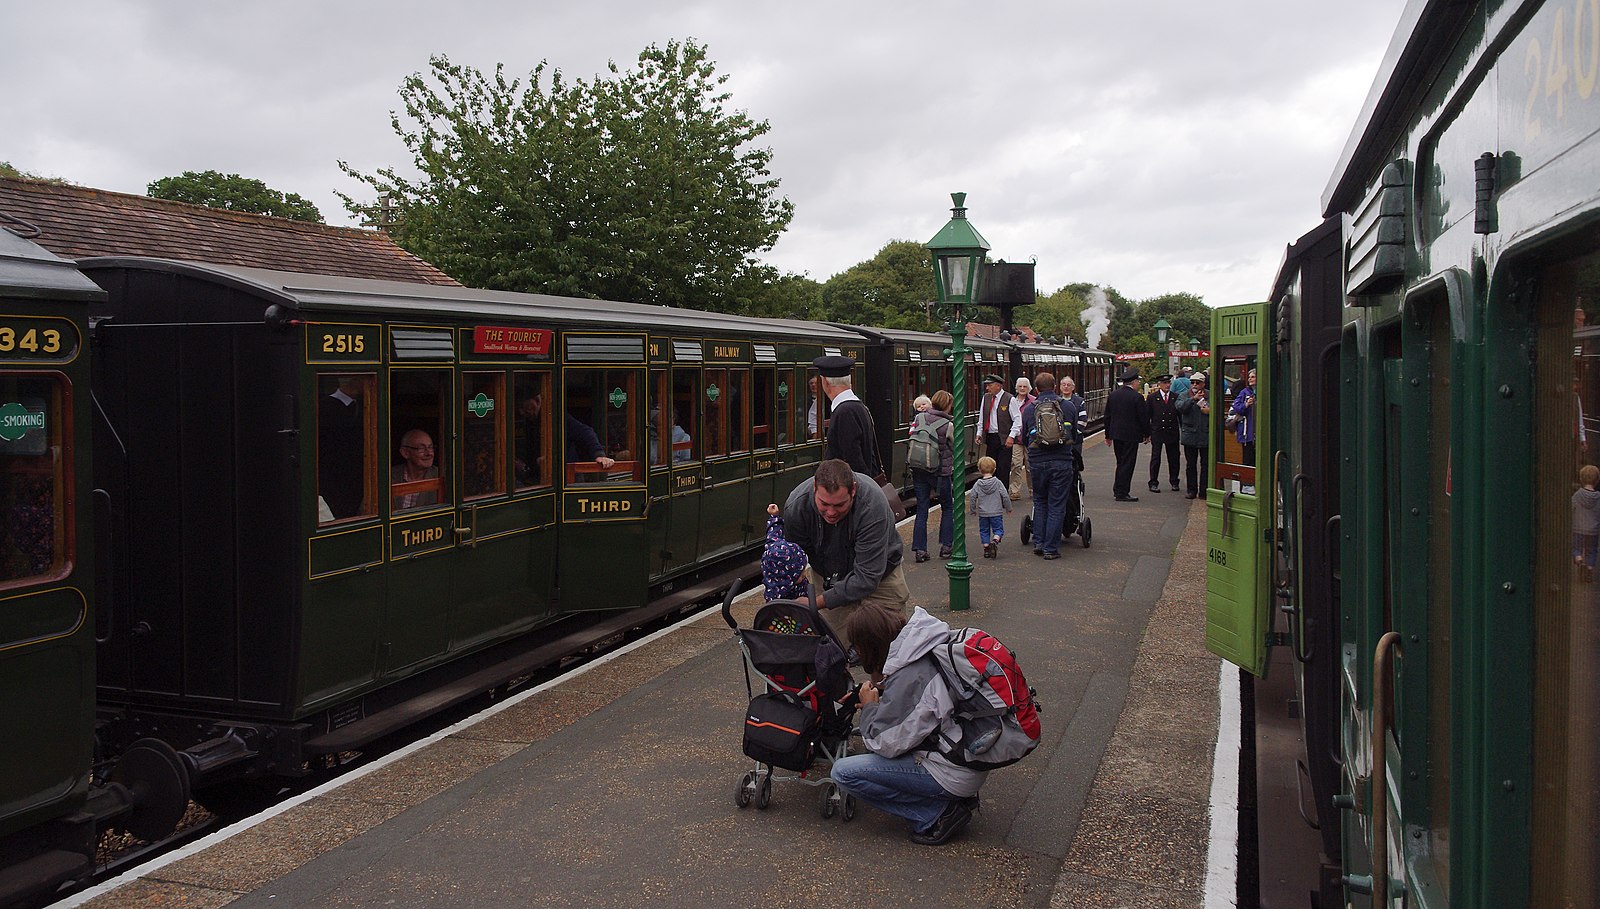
[1020,472,1092,549]
[721,582,859,820]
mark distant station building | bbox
[0,176,456,284]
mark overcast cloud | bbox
[2,1,1406,308]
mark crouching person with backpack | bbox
[907,390,956,562]
[830,603,986,845]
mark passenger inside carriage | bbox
[392,429,442,510]
[516,391,617,482]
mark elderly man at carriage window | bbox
[392,429,441,510]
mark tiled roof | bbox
[0,177,460,286]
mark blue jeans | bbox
[979,514,1004,544]
[1030,458,1076,555]
[912,469,954,553]
[830,752,957,833]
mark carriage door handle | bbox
[1221,490,1236,537]
[454,504,479,549]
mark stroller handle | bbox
[720,579,743,629]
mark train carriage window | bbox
[0,375,69,587]
[316,373,377,525]
[704,367,727,457]
[728,369,750,454]
[670,368,699,463]
[461,372,505,501]
[563,369,641,484]
[390,369,452,512]
[512,371,552,490]
[649,368,668,467]
[1215,349,1258,490]
[775,368,794,446]
[1530,246,1600,906]
[803,368,823,441]
[753,368,774,450]
[901,367,918,423]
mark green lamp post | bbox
[925,192,991,612]
[1153,318,1173,377]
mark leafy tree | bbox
[819,240,940,330]
[147,170,324,222]
[1025,285,1088,344]
[340,41,793,311]
[1134,292,1212,352]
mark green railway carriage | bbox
[76,256,864,781]
[0,230,103,903]
[1209,0,1600,905]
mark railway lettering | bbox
[674,473,698,490]
[400,525,445,547]
[578,497,632,514]
[0,319,74,360]
[1208,547,1228,566]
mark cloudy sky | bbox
[3,2,1406,308]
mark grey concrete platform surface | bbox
[71,440,1224,909]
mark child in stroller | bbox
[721,582,860,819]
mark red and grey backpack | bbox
[923,627,1042,770]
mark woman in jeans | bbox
[909,390,956,562]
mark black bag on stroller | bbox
[744,690,820,771]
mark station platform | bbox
[68,440,1229,909]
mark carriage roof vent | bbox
[391,327,454,360]
[672,340,702,362]
[754,343,776,363]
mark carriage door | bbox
[700,342,753,562]
[385,363,456,672]
[1205,303,1269,674]
[558,334,647,611]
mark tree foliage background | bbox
[148,170,324,222]
[341,41,793,312]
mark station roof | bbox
[0,177,460,287]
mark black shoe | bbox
[910,800,973,846]
[1115,495,1140,502]
[1042,551,1061,560]
[1147,482,1161,493]
[1033,548,1045,556]
[938,546,952,560]
[1184,491,1197,499]
[1171,481,1180,491]
[915,550,930,563]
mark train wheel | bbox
[756,771,773,810]
[735,771,756,808]
[110,738,192,841]
[819,783,838,819]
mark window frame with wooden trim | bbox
[315,372,378,527]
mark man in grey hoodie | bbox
[829,604,986,845]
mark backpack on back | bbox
[923,627,1041,770]
[907,415,949,471]
[1031,397,1070,448]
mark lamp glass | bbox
[942,256,970,300]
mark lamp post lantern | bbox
[1153,318,1174,378]
[925,192,990,612]
[1188,336,1201,352]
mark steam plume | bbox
[1080,286,1111,349]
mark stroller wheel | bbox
[735,771,756,808]
[820,783,838,819]
[1020,515,1032,545]
[1081,516,1093,548]
[841,794,857,822]
[756,770,773,810]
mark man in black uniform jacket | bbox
[816,355,883,478]
[1103,367,1151,501]
[1145,374,1181,493]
